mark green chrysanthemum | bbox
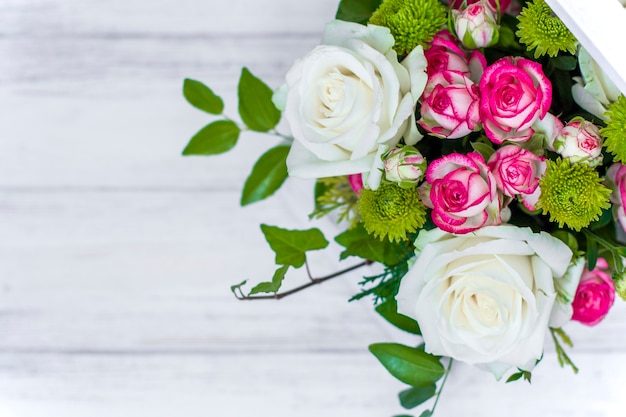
[358,182,426,242]
[537,159,611,231]
[369,0,448,56]
[601,94,626,162]
[516,0,577,58]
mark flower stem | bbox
[431,358,454,415]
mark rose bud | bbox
[448,0,513,13]
[571,258,616,326]
[383,146,426,188]
[452,0,500,49]
[553,119,603,167]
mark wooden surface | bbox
[1,1,625,416]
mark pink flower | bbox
[571,258,615,326]
[347,173,364,194]
[423,152,501,234]
[553,120,603,167]
[448,0,513,12]
[479,57,552,144]
[383,146,426,187]
[452,0,500,49]
[487,145,546,210]
[606,163,626,232]
[418,71,481,139]
[426,30,486,82]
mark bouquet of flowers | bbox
[182,0,626,414]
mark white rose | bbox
[396,226,574,379]
[272,20,427,190]
[571,47,621,120]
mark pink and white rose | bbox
[452,0,500,49]
[273,20,428,190]
[606,163,626,232]
[422,152,501,234]
[418,71,481,139]
[479,57,552,144]
[553,119,603,167]
[396,225,574,378]
[448,0,513,13]
[383,146,426,188]
[487,145,546,210]
[425,30,487,83]
[571,258,616,326]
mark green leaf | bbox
[230,280,247,295]
[260,225,329,268]
[470,141,495,162]
[249,265,289,295]
[237,67,281,132]
[398,385,436,410]
[182,120,240,156]
[335,223,404,266]
[182,78,224,114]
[241,145,289,205]
[586,236,598,271]
[551,56,577,71]
[375,299,421,335]
[335,0,382,24]
[369,343,445,388]
[418,410,433,417]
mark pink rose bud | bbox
[572,258,615,326]
[383,146,426,188]
[606,163,626,232]
[487,145,546,210]
[425,30,487,82]
[479,56,552,144]
[423,152,501,234]
[553,119,604,167]
[452,0,500,49]
[347,173,364,194]
[418,71,481,139]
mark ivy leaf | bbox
[335,0,382,24]
[261,225,329,268]
[230,280,247,296]
[241,145,289,206]
[249,265,289,295]
[237,67,281,132]
[375,298,421,335]
[369,343,445,388]
[182,120,240,156]
[182,78,224,114]
[398,385,437,410]
[418,410,433,417]
[335,223,404,266]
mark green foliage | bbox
[583,229,626,275]
[335,0,383,24]
[238,67,281,132]
[260,224,329,268]
[375,298,421,335]
[506,369,532,383]
[399,385,436,409]
[369,343,445,388]
[183,78,224,114]
[335,223,406,266]
[241,145,290,206]
[550,327,578,374]
[310,177,360,227]
[249,264,290,295]
[516,0,577,58]
[601,95,626,162]
[350,261,410,303]
[182,120,240,156]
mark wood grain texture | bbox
[2,0,626,416]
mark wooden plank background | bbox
[1,0,625,416]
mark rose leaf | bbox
[241,145,289,206]
[237,67,281,132]
[335,0,382,24]
[182,120,240,156]
[260,224,329,268]
[182,78,224,115]
[369,343,445,388]
[375,298,421,335]
[398,385,437,410]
